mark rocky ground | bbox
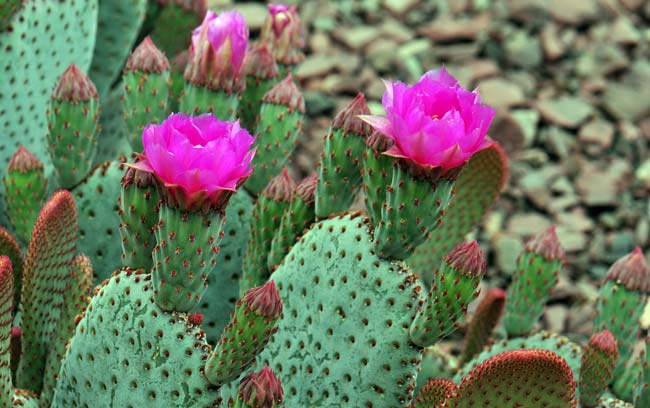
[223,0,650,336]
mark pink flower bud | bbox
[129,113,255,213]
[259,4,305,65]
[360,67,496,173]
[185,10,249,93]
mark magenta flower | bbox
[185,10,249,92]
[259,4,305,65]
[131,113,255,212]
[360,68,496,172]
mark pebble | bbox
[537,96,594,129]
[477,78,525,109]
[549,0,600,25]
[419,14,490,43]
[507,213,552,237]
[578,119,615,149]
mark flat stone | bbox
[556,209,595,233]
[610,16,642,45]
[505,30,543,69]
[549,0,600,25]
[477,78,525,109]
[510,109,540,147]
[544,305,568,333]
[334,26,381,50]
[383,0,420,16]
[540,23,565,60]
[555,226,587,252]
[419,14,490,43]
[379,19,414,44]
[507,213,552,237]
[575,160,632,207]
[603,60,650,121]
[489,113,526,154]
[578,119,614,149]
[296,55,339,79]
[229,3,268,30]
[537,96,594,128]
[495,234,524,276]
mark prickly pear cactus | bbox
[73,161,126,279]
[52,269,221,407]
[0,0,98,226]
[253,213,424,407]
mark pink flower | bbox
[259,4,305,65]
[131,113,255,212]
[360,68,496,172]
[185,10,249,92]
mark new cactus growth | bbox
[122,37,171,153]
[241,169,295,293]
[503,225,565,337]
[232,365,284,408]
[580,330,619,407]
[460,287,506,363]
[315,93,372,217]
[410,241,486,347]
[204,281,282,386]
[245,75,305,194]
[0,256,13,408]
[2,147,47,244]
[47,64,100,189]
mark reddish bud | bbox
[53,64,98,102]
[242,281,282,319]
[8,146,43,173]
[261,168,295,203]
[333,93,372,136]
[121,161,156,189]
[444,241,486,279]
[238,365,284,407]
[579,330,618,406]
[295,173,318,205]
[366,131,394,151]
[125,36,170,74]
[604,247,650,293]
[262,75,305,113]
[244,44,280,80]
[188,312,203,326]
[525,225,565,261]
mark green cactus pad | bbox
[0,0,21,31]
[52,269,221,407]
[152,204,225,312]
[409,242,485,347]
[237,45,280,132]
[179,84,239,120]
[95,87,133,164]
[456,331,583,385]
[448,349,577,407]
[89,0,147,96]
[408,144,508,285]
[241,170,294,295]
[148,1,205,58]
[245,76,305,195]
[315,93,371,218]
[194,190,253,343]
[17,190,78,394]
[73,161,126,280]
[580,331,619,407]
[634,339,650,407]
[255,213,424,407]
[11,389,38,408]
[503,226,565,337]
[0,228,21,313]
[0,0,98,224]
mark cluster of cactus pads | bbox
[1,2,650,408]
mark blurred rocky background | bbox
[217,0,650,336]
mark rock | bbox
[510,109,540,147]
[504,30,543,69]
[494,234,524,276]
[575,160,632,207]
[549,0,600,25]
[578,119,614,149]
[383,0,421,16]
[296,55,339,79]
[419,14,490,43]
[334,26,380,50]
[303,90,336,116]
[602,60,650,121]
[379,19,414,44]
[540,23,564,60]
[544,305,568,333]
[477,78,525,109]
[539,126,576,159]
[556,209,595,233]
[229,3,268,30]
[555,226,587,252]
[537,96,594,128]
[366,38,399,72]
[507,213,552,237]
[609,16,642,45]
[635,159,650,187]
[489,113,526,154]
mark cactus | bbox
[580,331,619,407]
[503,225,565,337]
[413,378,456,408]
[0,256,13,408]
[245,76,305,195]
[0,229,21,313]
[47,65,100,189]
[237,45,281,131]
[122,37,171,153]
[315,93,372,217]
[2,148,47,244]
[410,241,486,347]
[460,287,506,363]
